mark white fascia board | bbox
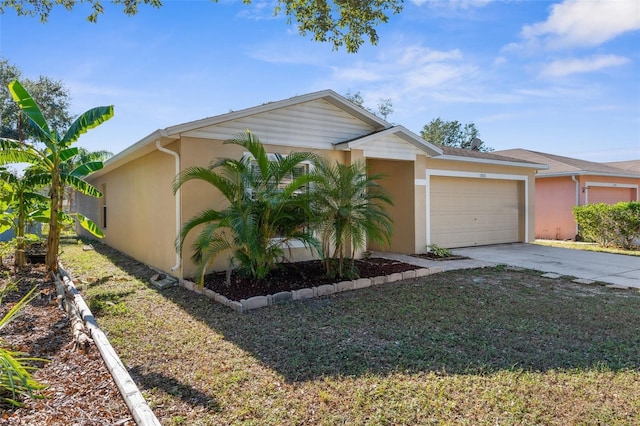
[335,126,442,156]
[434,154,548,170]
[89,129,177,180]
[585,181,639,189]
[537,171,640,179]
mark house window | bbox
[101,184,107,229]
[247,153,312,197]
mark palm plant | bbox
[174,130,321,284]
[0,80,113,272]
[0,284,47,407]
[312,157,393,278]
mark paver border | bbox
[179,266,443,313]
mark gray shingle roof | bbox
[495,149,640,178]
[439,146,543,165]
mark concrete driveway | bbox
[451,243,640,288]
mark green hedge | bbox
[573,201,640,249]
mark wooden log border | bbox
[55,265,161,426]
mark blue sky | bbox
[1,0,639,161]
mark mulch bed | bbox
[203,257,418,301]
[0,260,133,425]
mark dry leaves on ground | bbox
[0,261,134,426]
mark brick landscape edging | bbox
[179,266,443,313]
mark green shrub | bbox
[611,201,640,249]
[428,244,452,258]
[573,202,640,249]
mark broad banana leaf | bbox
[61,175,102,197]
[70,161,103,177]
[7,81,52,144]
[58,147,79,163]
[61,106,114,146]
[72,213,104,238]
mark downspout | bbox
[571,175,580,237]
[155,138,181,272]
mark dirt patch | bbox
[0,260,134,425]
[203,258,418,300]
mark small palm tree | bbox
[0,80,113,272]
[312,158,393,278]
[174,130,321,284]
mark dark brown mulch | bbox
[203,258,419,301]
[0,260,133,426]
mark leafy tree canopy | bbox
[1,0,403,53]
[0,58,73,141]
[420,117,493,152]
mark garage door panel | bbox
[588,187,633,205]
[431,177,521,248]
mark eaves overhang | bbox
[433,154,549,170]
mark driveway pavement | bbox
[451,243,640,288]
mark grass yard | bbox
[61,239,640,425]
[534,239,640,257]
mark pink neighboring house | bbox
[496,149,640,241]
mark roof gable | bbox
[334,126,442,160]
[178,95,385,150]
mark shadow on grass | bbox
[86,239,640,383]
[128,365,220,412]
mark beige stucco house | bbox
[78,90,545,279]
[496,149,640,241]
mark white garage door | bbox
[588,186,634,205]
[430,176,522,248]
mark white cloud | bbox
[521,0,640,49]
[541,54,630,77]
[326,45,475,93]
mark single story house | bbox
[78,90,545,279]
[496,149,640,241]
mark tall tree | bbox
[1,0,403,53]
[345,90,394,121]
[1,58,73,141]
[420,118,492,152]
[0,80,112,272]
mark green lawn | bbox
[534,239,640,256]
[61,239,640,425]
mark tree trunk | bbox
[46,170,61,272]
[14,193,26,267]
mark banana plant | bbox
[0,80,113,272]
[0,169,49,266]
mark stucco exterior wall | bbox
[535,174,640,240]
[366,159,416,254]
[535,177,577,240]
[82,143,179,274]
